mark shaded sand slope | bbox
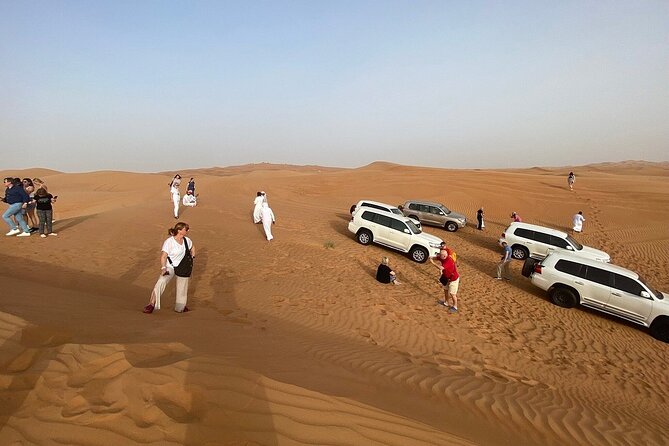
[1,163,668,445]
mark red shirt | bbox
[440,256,459,282]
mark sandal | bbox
[143,304,154,314]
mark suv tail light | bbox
[533,263,542,274]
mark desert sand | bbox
[1,162,668,445]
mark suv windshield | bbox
[439,205,451,214]
[566,234,584,250]
[390,208,402,215]
[406,220,421,234]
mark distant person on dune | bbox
[567,172,575,191]
[169,174,181,219]
[476,207,485,230]
[144,222,195,314]
[253,191,265,223]
[261,202,275,241]
[187,177,196,195]
[511,212,522,222]
[572,211,585,233]
[182,190,197,207]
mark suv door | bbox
[580,265,613,309]
[606,274,653,324]
[388,218,412,251]
[371,213,394,246]
[531,231,552,257]
[428,206,445,225]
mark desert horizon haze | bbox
[1,161,668,445]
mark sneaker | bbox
[143,304,155,314]
[40,234,47,238]
[30,227,39,233]
[448,306,459,313]
[48,233,58,236]
[495,277,502,280]
[17,232,31,237]
[175,306,190,313]
[5,229,20,236]
[437,300,448,307]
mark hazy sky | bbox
[1,1,667,172]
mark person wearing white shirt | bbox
[572,211,585,233]
[182,190,197,207]
[252,191,265,223]
[261,202,275,241]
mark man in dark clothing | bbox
[2,177,31,236]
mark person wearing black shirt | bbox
[376,257,400,285]
[32,188,57,237]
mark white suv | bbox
[351,200,421,229]
[505,222,610,262]
[348,208,443,263]
[523,253,669,342]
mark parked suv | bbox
[401,200,466,232]
[348,208,443,263]
[351,200,421,229]
[522,252,669,342]
[505,222,610,262]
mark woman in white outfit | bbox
[252,191,265,223]
[261,202,275,240]
[143,222,195,314]
[169,174,181,219]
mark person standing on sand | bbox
[496,241,512,280]
[511,212,522,222]
[260,202,275,241]
[144,222,195,314]
[429,248,460,313]
[567,172,575,191]
[169,174,181,219]
[572,211,585,233]
[2,177,32,237]
[253,191,264,223]
[187,177,196,195]
[476,207,485,230]
[32,187,58,237]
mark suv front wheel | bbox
[511,245,529,260]
[356,229,373,245]
[549,286,578,308]
[445,221,458,232]
[410,246,429,263]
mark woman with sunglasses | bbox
[143,221,195,314]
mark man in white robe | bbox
[572,211,585,233]
[253,192,264,223]
[182,190,197,207]
[261,202,275,241]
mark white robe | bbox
[182,194,197,207]
[572,214,585,232]
[253,196,264,223]
[261,205,275,240]
[171,186,180,218]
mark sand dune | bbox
[1,162,668,445]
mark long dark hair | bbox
[168,222,189,236]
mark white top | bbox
[573,213,585,227]
[182,194,197,205]
[253,195,264,206]
[162,236,193,267]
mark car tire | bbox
[356,229,373,245]
[521,258,538,277]
[511,245,529,260]
[649,317,669,343]
[549,286,578,308]
[445,221,458,232]
[410,246,429,263]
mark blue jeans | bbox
[3,203,30,232]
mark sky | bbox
[1,0,667,172]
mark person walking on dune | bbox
[260,202,275,241]
[510,212,522,223]
[253,191,265,223]
[169,174,181,219]
[572,211,585,233]
[144,222,195,314]
[567,172,575,191]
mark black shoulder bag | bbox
[168,238,193,277]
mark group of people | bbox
[252,191,276,241]
[3,177,57,238]
[168,175,198,219]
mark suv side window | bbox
[555,259,583,277]
[361,211,375,222]
[549,235,570,249]
[373,213,392,228]
[429,206,442,215]
[362,202,386,212]
[389,219,409,233]
[584,266,612,286]
[612,274,646,297]
[418,204,430,213]
[408,203,420,211]
[533,231,551,244]
[514,228,533,240]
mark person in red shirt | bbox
[429,247,460,313]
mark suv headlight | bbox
[429,242,442,248]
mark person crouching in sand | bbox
[144,222,195,314]
[376,257,400,285]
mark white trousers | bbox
[262,219,273,240]
[151,267,189,311]
[172,193,180,218]
[253,204,262,223]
